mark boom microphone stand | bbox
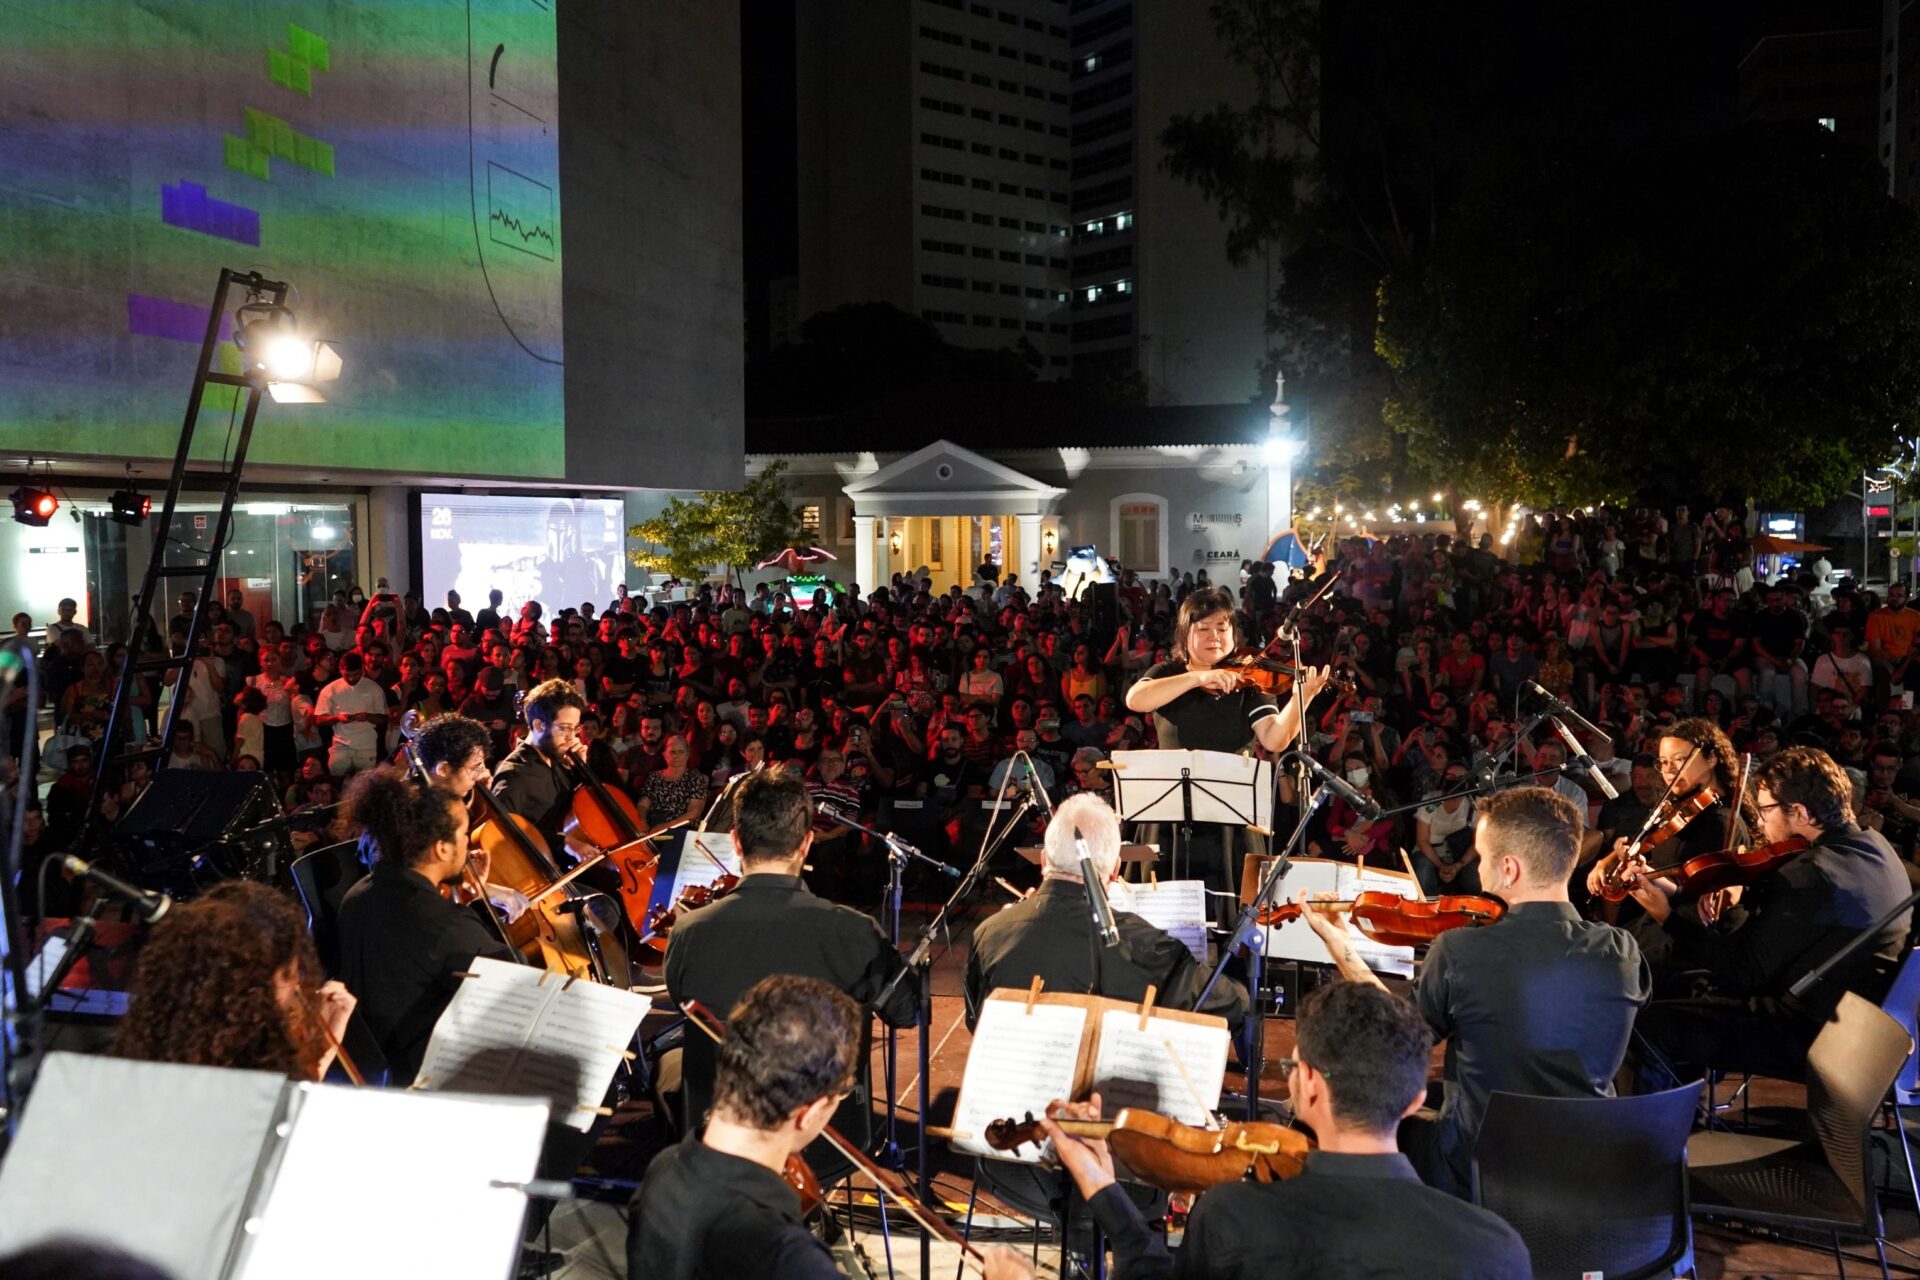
[0,640,40,1150]
[815,803,960,1173]
[867,768,1039,1280]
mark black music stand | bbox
[1109,749,1272,884]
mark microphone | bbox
[1013,750,1055,819]
[60,855,172,923]
[1523,679,1607,742]
[1293,752,1384,821]
[1074,826,1121,947]
[1549,716,1619,801]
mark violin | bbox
[1598,784,1723,903]
[641,872,741,947]
[680,999,989,1269]
[1641,835,1811,901]
[983,1108,1312,1194]
[1217,649,1355,700]
[1255,890,1507,948]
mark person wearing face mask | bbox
[1307,753,1392,865]
[1300,785,1651,1198]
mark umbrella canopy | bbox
[1261,529,1312,569]
[1750,534,1830,556]
[754,545,839,573]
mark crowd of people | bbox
[8,498,1919,1279]
[7,502,1917,910]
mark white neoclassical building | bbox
[735,399,1299,594]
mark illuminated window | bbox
[1818,116,1837,132]
[1115,211,1133,230]
[1116,279,1133,294]
[799,504,822,535]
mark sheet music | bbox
[950,999,1087,1164]
[1115,879,1209,960]
[1087,1011,1229,1126]
[415,956,651,1132]
[234,1084,547,1280]
[663,831,742,905]
[1253,858,1418,978]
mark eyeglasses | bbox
[1269,1058,1329,1081]
[1755,802,1783,815]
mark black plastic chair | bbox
[288,839,367,976]
[1470,1080,1702,1280]
[1688,992,1913,1280]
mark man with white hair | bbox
[964,793,1247,1030]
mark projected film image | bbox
[0,0,565,477]
[420,493,622,615]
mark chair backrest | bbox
[1806,991,1915,1223]
[1878,946,1920,1103]
[288,839,368,976]
[1471,1081,1702,1280]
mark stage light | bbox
[234,302,342,404]
[110,487,152,526]
[10,485,58,527]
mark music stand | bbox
[1109,749,1272,884]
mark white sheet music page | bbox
[234,1084,547,1280]
[950,998,1087,1164]
[1115,879,1209,960]
[1087,1011,1229,1126]
[1255,858,1418,978]
[666,830,742,901]
[522,974,653,1131]
[415,956,650,1132]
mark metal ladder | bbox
[74,269,290,857]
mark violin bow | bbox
[680,1000,987,1268]
[299,987,365,1086]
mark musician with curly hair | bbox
[114,880,353,1080]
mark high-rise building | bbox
[795,0,1076,372]
[1884,0,1920,205]
[1737,5,1877,150]
[1068,0,1281,405]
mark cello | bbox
[397,711,525,964]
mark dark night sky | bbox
[736,2,1876,352]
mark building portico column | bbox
[851,513,876,598]
[1016,512,1043,585]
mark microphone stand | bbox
[1,641,41,1150]
[816,805,959,1175]
[867,781,1037,1280]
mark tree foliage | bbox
[628,461,806,586]
[1378,128,1920,508]
[1164,0,1920,511]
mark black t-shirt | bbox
[1138,660,1278,754]
[1751,608,1808,661]
[1694,613,1747,663]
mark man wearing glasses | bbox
[1624,746,1911,1088]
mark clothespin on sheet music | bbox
[1025,976,1044,1014]
[1137,984,1157,1031]
[538,970,554,988]
[452,971,480,980]
[1148,869,1158,887]
[605,1044,638,1062]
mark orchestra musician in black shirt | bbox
[1584,718,1754,915]
[1123,587,1328,921]
[629,975,1035,1280]
[334,767,512,1086]
[665,766,917,1173]
[1049,982,1531,1279]
[965,792,1249,1031]
[1622,745,1913,1088]
[1301,785,1651,1197]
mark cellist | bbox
[411,711,530,923]
[1298,786,1649,1199]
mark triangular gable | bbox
[841,439,1063,498]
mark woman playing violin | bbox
[1584,717,1754,916]
[115,881,356,1081]
[1125,588,1329,918]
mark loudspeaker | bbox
[114,770,290,890]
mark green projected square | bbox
[245,107,270,150]
[289,25,329,73]
[311,140,334,176]
[269,47,290,87]
[223,134,270,180]
[290,61,310,94]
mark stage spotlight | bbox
[234,302,342,404]
[10,486,58,527]
[110,487,152,526]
